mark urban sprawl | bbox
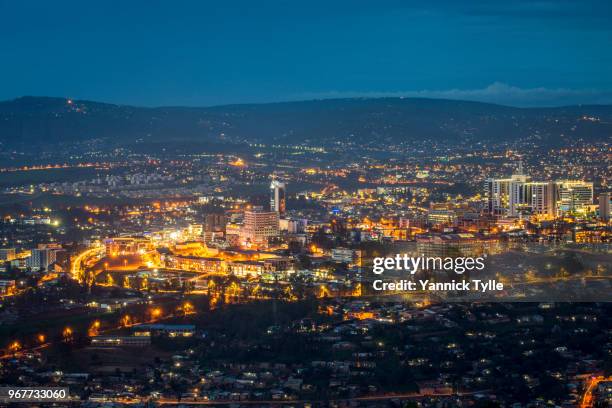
[0,119,610,407]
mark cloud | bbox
[297,82,612,107]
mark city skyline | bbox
[0,2,611,405]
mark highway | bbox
[70,246,104,281]
[580,375,611,408]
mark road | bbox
[70,246,104,281]
[580,375,611,408]
[156,389,491,405]
[0,311,179,360]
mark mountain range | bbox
[1,96,611,151]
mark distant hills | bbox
[1,96,611,150]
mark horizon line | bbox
[3,94,612,111]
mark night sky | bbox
[1,0,612,107]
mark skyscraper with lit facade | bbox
[556,180,594,214]
[270,180,286,215]
[485,163,593,218]
[241,206,280,248]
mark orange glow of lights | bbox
[150,307,162,319]
[182,302,195,315]
[8,341,21,353]
[120,314,132,327]
[62,327,73,342]
[229,158,245,167]
[352,311,374,320]
[88,320,101,337]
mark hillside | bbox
[0,96,611,150]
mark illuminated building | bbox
[165,243,292,277]
[485,162,530,216]
[529,181,557,217]
[599,192,611,222]
[399,217,410,228]
[165,254,226,274]
[427,209,458,227]
[138,324,195,337]
[556,180,593,214]
[0,280,16,295]
[357,188,376,198]
[90,334,151,347]
[486,163,593,217]
[241,207,280,247]
[416,233,501,258]
[184,224,203,240]
[229,260,266,277]
[204,213,227,232]
[331,247,362,265]
[486,176,511,215]
[376,186,410,196]
[0,248,16,261]
[345,311,375,320]
[225,222,241,247]
[172,241,218,257]
[270,180,286,214]
[225,233,241,247]
[27,247,63,271]
[104,237,153,256]
[279,218,307,233]
[574,227,608,243]
[203,213,227,243]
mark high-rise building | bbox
[485,162,530,216]
[556,180,593,214]
[528,182,557,217]
[241,207,280,247]
[27,248,61,271]
[270,180,286,214]
[279,218,307,234]
[204,213,227,232]
[599,192,611,222]
[485,177,511,215]
[486,162,593,218]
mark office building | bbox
[427,209,458,226]
[270,180,286,214]
[556,180,593,214]
[204,213,227,232]
[241,207,280,247]
[27,248,62,271]
[599,192,611,222]
[529,181,557,217]
[485,162,530,216]
[486,162,593,217]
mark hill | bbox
[1,96,611,150]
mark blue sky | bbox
[1,0,611,106]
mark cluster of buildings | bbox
[163,247,293,279]
[224,181,308,249]
[485,162,608,220]
[0,244,65,272]
[91,324,196,348]
[2,298,608,406]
